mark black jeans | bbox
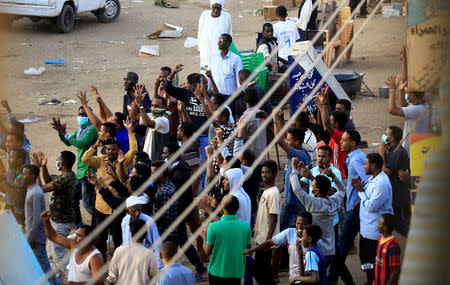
[93,208,123,260]
[359,236,378,285]
[255,249,275,285]
[177,220,206,273]
[73,177,96,226]
[350,0,367,16]
[393,205,411,237]
[209,274,241,285]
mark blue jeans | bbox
[328,205,360,284]
[33,244,60,285]
[47,221,74,283]
[73,177,95,226]
[280,202,306,231]
[393,205,410,237]
[198,136,209,190]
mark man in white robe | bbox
[197,0,232,70]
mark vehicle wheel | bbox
[56,4,74,33]
[96,0,121,23]
[0,14,15,30]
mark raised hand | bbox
[177,100,185,112]
[1,99,11,111]
[400,45,407,62]
[291,157,300,171]
[210,139,219,150]
[386,75,398,91]
[193,84,203,100]
[173,64,184,73]
[324,167,335,179]
[31,152,42,168]
[40,210,51,222]
[123,117,133,131]
[205,69,213,79]
[91,85,101,102]
[215,128,224,142]
[51,117,67,135]
[77,91,88,107]
[117,150,125,164]
[205,145,213,157]
[300,165,312,180]
[37,151,48,167]
[133,84,145,107]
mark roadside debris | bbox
[147,23,183,39]
[24,66,46,75]
[140,45,160,57]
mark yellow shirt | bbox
[82,130,137,214]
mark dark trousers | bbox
[177,220,206,273]
[393,205,411,237]
[350,0,367,16]
[255,249,275,285]
[209,274,241,285]
[328,205,360,284]
[73,177,95,226]
[93,208,123,260]
[359,236,378,285]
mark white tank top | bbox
[67,247,101,282]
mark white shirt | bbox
[254,186,281,245]
[209,50,243,95]
[67,248,101,282]
[141,114,169,161]
[198,10,232,68]
[296,0,313,30]
[401,102,430,156]
[121,213,164,268]
[274,20,300,60]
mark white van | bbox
[0,0,123,33]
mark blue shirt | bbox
[358,171,393,240]
[345,149,369,211]
[301,165,342,196]
[284,146,311,205]
[115,128,130,154]
[156,263,196,285]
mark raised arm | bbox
[272,109,290,153]
[387,75,403,116]
[315,87,334,135]
[81,138,103,169]
[92,85,114,122]
[177,101,191,123]
[205,70,219,95]
[40,211,73,249]
[163,64,187,101]
[134,84,157,128]
[78,91,102,131]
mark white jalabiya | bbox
[197,10,232,69]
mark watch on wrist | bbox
[139,106,144,111]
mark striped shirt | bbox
[374,235,400,285]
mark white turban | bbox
[210,0,224,8]
[126,196,141,208]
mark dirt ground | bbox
[0,0,407,284]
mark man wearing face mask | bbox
[81,119,137,258]
[379,126,410,237]
[130,87,170,162]
[51,107,99,227]
[198,0,232,71]
[31,150,77,283]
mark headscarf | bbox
[210,0,224,8]
[126,196,141,208]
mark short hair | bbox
[287,128,306,144]
[225,156,241,170]
[160,66,172,74]
[129,218,146,240]
[133,163,151,180]
[309,123,324,136]
[127,72,139,82]
[191,73,203,86]
[77,224,93,237]
[187,73,198,85]
[151,160,168,178]
[262,22,273,32]
[7,131,24,144]
[298,211,313,224]
[165,142,180,155]
[345,129,361,146]
[336,99,352,111]
[276,5,287,17]
[212,94,226,107]
[223,195,239,214]
[303,224,322,244]
[262,160,278,175]
[129,175,145,191]
[114,112,127,128]
[331,110,348,129]
[241,149,255,165]
[366,153,383,169]
[410,91,425,100]
[22,164,40,179]
[381,213,396,233]
[221,33,232,43]
[314,175,331,196]
[161,241,178,260]
[244,87,259,107]
[10,149,27,164]
[296,111,310,129]
[219,108,230,120]
[179,122,195,138]
[153,96,167,107]
[10,121,25,135]
[102,122,117,137]
[238,69,251,79]
[60,150,76,169]
[134,151,151,165]
[388,125,403,143]
[103,138,120,147]
[318,145,332,158]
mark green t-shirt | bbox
[50,172,76,223]
[206,215,251,278]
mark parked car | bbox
[0,0,123,33]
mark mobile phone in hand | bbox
[361,264,373,270]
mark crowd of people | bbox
[0,1,429,285]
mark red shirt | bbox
[159,88,179,137]
[328,129,347,179]
[374,235,401,285]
